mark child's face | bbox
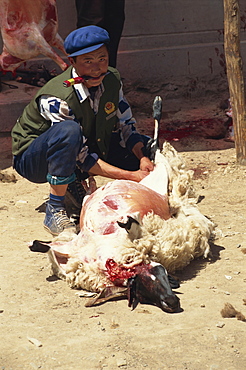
[69,45,109,88]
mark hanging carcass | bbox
[0,0,68,72]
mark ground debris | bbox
[27,336,43,347]
[216,321,225,328]
[0,171,17,183]
[220,303,246,322]
[116,357,127,367]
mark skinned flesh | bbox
[30,144,214,311]
[0,0,68,71]
[34,150,175,303]
[49,150,171,276]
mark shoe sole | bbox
[43,224,59,236]
[43,224,77,236]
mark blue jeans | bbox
[14,121,82,184]
[14,120,149,184]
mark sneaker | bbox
[44,203,76,236]
[66,178,86,209]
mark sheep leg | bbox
[85,286,127,307]
[0,47,24,72]
[47,249,67,280]
[49,33,67,56]
[38,41,68,71]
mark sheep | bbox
[30,142,215,310]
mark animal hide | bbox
[34,142,214,295]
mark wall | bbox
[1,0,246,94]
[118,0,246,95]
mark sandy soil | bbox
[0,95,246,370]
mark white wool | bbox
[48,142,215,292]
[134,208,213,273]
[140,149,170,195]
[61,228,148,292]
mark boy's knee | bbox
[51,121,82,150]
[58,120,81,139]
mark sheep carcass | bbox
[30,142,214,312]
[0,0,68,72]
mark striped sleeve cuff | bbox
[76,153,99,172]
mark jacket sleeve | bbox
[39,95,99,172]
[116,84,144,152]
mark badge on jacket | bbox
[104,102,115,114]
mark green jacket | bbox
[12,66,121,160]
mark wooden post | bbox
[224,0,246,165]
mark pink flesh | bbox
[80,180,170,233]
[50,179,170,261]
[0,0,67,72]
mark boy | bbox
[11,26,154,236]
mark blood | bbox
[103,222,117,235]
[159,118,225,141]
[103,197,119,210]
[55,255,68,265]
[105,258,151,283]
[159,126,193,141]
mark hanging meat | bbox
[0,0,68,72]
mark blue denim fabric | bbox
[13,119,150,184]
[13,120,82,184]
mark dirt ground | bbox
[0,93,246,370]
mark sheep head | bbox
[127,262,180,313]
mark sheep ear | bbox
[117,214,142,240]
[168,274,180,289]
[127,277,140,310]
[117,216,139,231]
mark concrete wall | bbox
[1,0,246,91]
[120,0,226,84]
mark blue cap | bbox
[64,25,110,57]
